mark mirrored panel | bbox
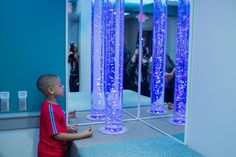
[66,0,187,143]
[139,1,177,117]
[66,0,142,124]
[122,0,142,118]
[139,0,185,142]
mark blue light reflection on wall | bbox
[102,0,125,133]
[149,0,167,115]
[90,0,105,120]
[171,0,190,125]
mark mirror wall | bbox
[66,0,185,142]
[66,0,142,124]
[139,0,185,142]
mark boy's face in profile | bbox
[51,77,64,97]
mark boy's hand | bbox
[68,124,78,133]
[68,111,76,118]
[165,72,173,83]
[84,127,93,138]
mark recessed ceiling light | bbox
[125,0,178,5]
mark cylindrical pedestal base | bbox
[99,126,127,135]
[169,117,185,126]
[147,102,167,115]
[147,109,167,115]
[86,114,105,121]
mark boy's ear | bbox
[48,87,54,94]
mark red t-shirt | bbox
[38,100,67,157]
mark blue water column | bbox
[169,0,190,125]
[148,0,168,115]
[88,0,105,120]
[99,0,127,134]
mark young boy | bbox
[37,74,93,157]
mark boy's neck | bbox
[45,95,58,104]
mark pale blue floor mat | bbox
[80,136,203,157]
[172,133,184,142]
[67,93,195,157]
[68,120,201,157]
[71,136,203,157]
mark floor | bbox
[66,91,198,157]
[67,113,202,157]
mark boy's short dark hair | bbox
[37,74,58,95]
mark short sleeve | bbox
[45,104,66,136]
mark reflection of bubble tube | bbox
[169,0,190,126]
[88,0,105,121]
[103,89,124,133]
[148,0,167,115]
[99,0,127,135]
[149,100,166,114]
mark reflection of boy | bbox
[128,47,151,96]
[37,74,93,157]
[123,45,131,89]
[68,43,79,92]
[68,44,79,72]
[164,55,176,109]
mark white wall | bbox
[68,13,79,46]
[125,18,139,54]
[186,0,236,157]
[167,17,177,61]
[0,129,39,157]
[77,0,92,92]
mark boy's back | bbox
[38,100,67,157]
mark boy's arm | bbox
[170,68,176,77]
[131,49,138,63]
[54,127,93,141]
